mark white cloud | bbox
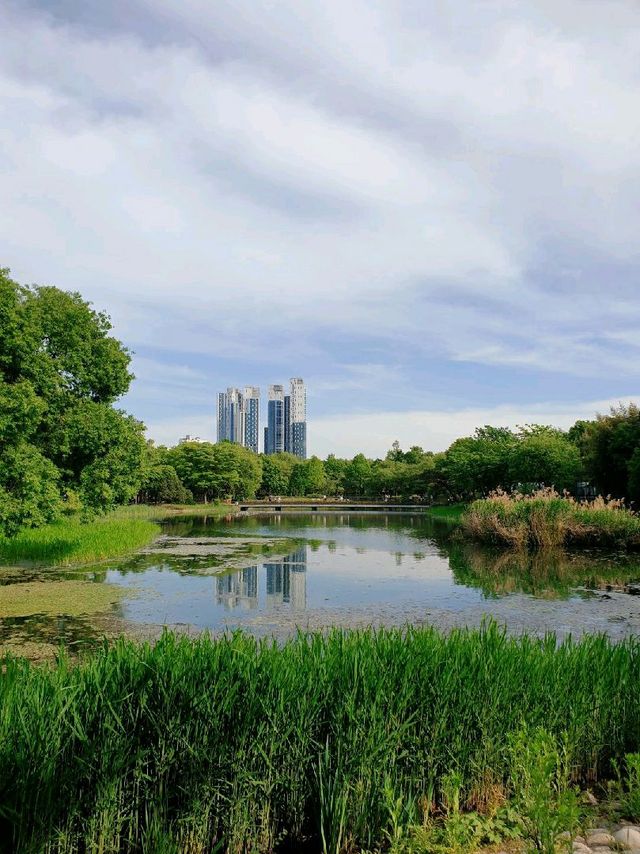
[311,397,640,458]
[0,0,639,410]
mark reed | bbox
[463,489,640,549]
[0,623,638,852]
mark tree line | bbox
[2,268,640,537]
[142,411,640,507]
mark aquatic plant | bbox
[463,489,640,549]
[0,623,638,852]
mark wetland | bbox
[2,511,640,658]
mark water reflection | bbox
[215,546,308,612]
[3,513,640,654]
[217,566,258,610]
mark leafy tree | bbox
[344,454,372,496]
[440,426,517,498]
[386,440,404,462]
[628,447,640,504]
[579,404,640,498]
[0,268,146,535]
[288,457,325,496]
[324,454,348,495]
[168,443,219,501]
[167,441,262,501]
[508,428,582,491]
[214,442,262,499]
[0,443,61,536]
[140,463,192,504]
[259,453,297,496]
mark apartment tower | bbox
[216,386,260,451]
[264,384,285,454]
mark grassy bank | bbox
[1,624,638,852]
[0,503,235,567]
[426,503,467,522]
[463,490,640,549]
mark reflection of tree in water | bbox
[448,541,640,599]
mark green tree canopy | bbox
[168,441,262,501]
[0,268,146,535]
[579,404,640,498]
[508,428,582,491]
[344,454,372,496]
[288,456,325,496]
[259,453,298,496]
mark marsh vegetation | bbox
[1,624,639,852]
[462,490,640,550]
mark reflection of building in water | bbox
[216,566,258,610]
[265,546,307,610]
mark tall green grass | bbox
[1,623,638,852]
[0,503,234,567]
[0,515,160,566]
[463,489,640,549]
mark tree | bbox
[627,448,640,504]
[344,454,372,496]
[214,442,262,499]
[167,443,220,502]
[324,454,349,495]
[440,426,517,498]
[0,268,146,535]
[167,441,262,502]
[144,465,192,504]
[579,405,640,498]
[508,429,582,491]
[259,453,297,496]
[288,457,325,496]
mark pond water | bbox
[2,512,640,655]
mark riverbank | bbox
[1,623,638,852]
[0,502,236,567]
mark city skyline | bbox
[218,378,307,457]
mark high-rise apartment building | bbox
[288,377,307,459]
[264,384,285,454]
[216,386,260,451]
[217,378,306,456]
[243,386,260,453]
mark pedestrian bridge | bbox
[237,502,427,514]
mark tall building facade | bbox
[264,385,285,455]
[243,386,260,453]
[216,386,260,451]
[288,377,307,459]
[217,378,306,456]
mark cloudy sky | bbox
[1,0,639,456]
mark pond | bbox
[2,512,640,657]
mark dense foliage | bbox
[0,268,146,536]
[1,624,638,852]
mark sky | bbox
[1,0,639,457]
